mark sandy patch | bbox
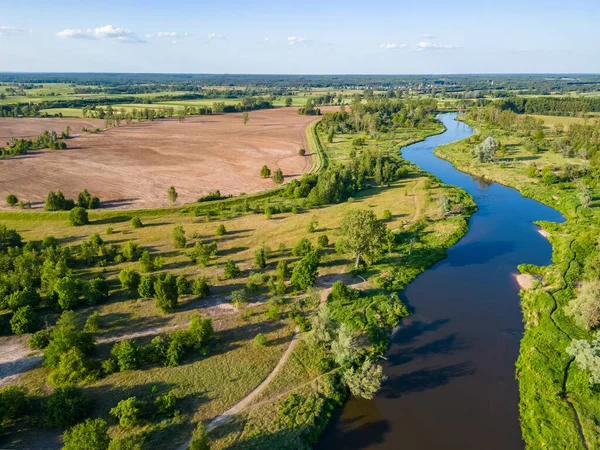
[537,229,550,239]
[514,273,534,289]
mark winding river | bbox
[317,113,564,449]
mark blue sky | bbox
[0,0,598,74]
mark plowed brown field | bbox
[0,108,324,210]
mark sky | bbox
[0,0,599,74]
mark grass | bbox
[436,116,600,449]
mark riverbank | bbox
[434,114,599,449]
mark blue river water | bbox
[317,113,564,449]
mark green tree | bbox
[215,224,226,236]
[272,168,284,184]
[43,386,89,428]
[167,186,178,203]
[121,240,139,261]
[77,189,100,209]
[254,246,267,269]
[309,305,335,345]
[43,311,95,369]
[224,259,241,279]
[172,225,187,248]
[110,340,140,371]
[83,312,102,332]
[567,339,600,384]
[84,277,109,305]
[63,418,110,450]
[292,237,313,256]
[110,397,142,429]
[69,207,89,226]
[189,422,211,450]
[10,306,40,335]
[231,289,248,309]
[119,268,140,296]
[48,347,95,386]
[192,276,210,298]
[5,194,18,207]
[317,235,329,248]
[331,324,358,366]
[471,136,499,163]
[565,279,600,329]
[176,275,190,296]
[254,333,268,347]
[154,274,179,313]
[138,275,155,298]
[0,386,31,428]
[130,217,143,229]
[285,97,293,107]
[339,209,387,268]
[260,165,271,178]
[7,287,41,311]
[290,250,320,290]
[166,330,188,366]
[342,359,386,399]
[242,112,249,125]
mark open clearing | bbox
[0,108,325,210]
[0,117,104,140]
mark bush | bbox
[140,250,161,273]
[110,340,140,371]
[154,390,178,417]
[189,422,210,450]
[317,235,329,248]
[382,209,392,220]
[292,237,313,256]
[265,304,280,321]
[10,306,39,335]
[63,418,110,450]
[223,259,241,279]
[166,331,189,367]
[7,287,41,311]
[253,333,268,347]
[5,194,18,207]
[231,289,248,309]
[55,275,82,310]
[167,186,178,203]
[77,189,100,209]
[154,274,179,313]
[42,235,59,248]
[254,246,267,269]
[0,386,31,427]
[45,190,74,211]
[48,347,95,386]
[121,240,139,261]
[130,217,143,229]
[216,224,226,236]
[272,168,284,184]
[176,275,190,296]
[172,225,187,248]
[119,268,140,295]
[188,315,214,353]
[298,148,306,156]
[192,276,210,298]
[43,386,89,428]
[138,275,155,298]
[84,277,109,305]
[28,328,52,349]
[84,312,102,332]
[69,207,89,226]
[260,165,271,178]
[110,397,142,429]
[291,250,320,290]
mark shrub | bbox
[110,340,140,371]
[188,241,218,266]
[84,312,102,332]
[254,246,267,269]
[317,235,329,248]
[0,386,31,427]
[292,237,313,257]
[138,275,155,298]
[42,235,59,248]
[260,165,271,178]
[154,390,178,417]
[84,277,109,305]
[272,168,284,184]
[298,148,306,156]
[382,209,392,220]
[131,217,143,229]
[28,328,52,349]
[167,186,178,203]
[63,418,110,450]
[5,194,18,207]
[216,224,226,236]
[7,287,41,311]
[139,250,161,273]
[265,304,280,321]
[223,259,241,279]
[231,289,248,309]
[69,207,89,226]
[43,386,89,428]
[154,274,179,313]
[10,306,39,335]
[77,189,100,209]
[565,279,600,329]
[253,333,268,347]
[105,227,115,235]
[121,240,139,261]
[119,268,140,295]
[48,347,95,386]
[45,190,74,211]
[172,225,187,248]
[110,397,142,429]
[176,275,190,296]
[189,422,210,450]
[0,225,22,250]
[188,315,214,352]
[291,250,320,290]
[54,275,83,310]
[146,336,169,365]
[192,276,210,298]
[166,331,189,367]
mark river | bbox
[317,113,564,449]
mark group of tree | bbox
[1,129,67,158]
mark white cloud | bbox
[413,41,455,51]
[422,34,437,39]
[0,26,23,36]
[378,43,406,50]
[56,25,145,43]
[287,36,314,46]
[207,33,226,40]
